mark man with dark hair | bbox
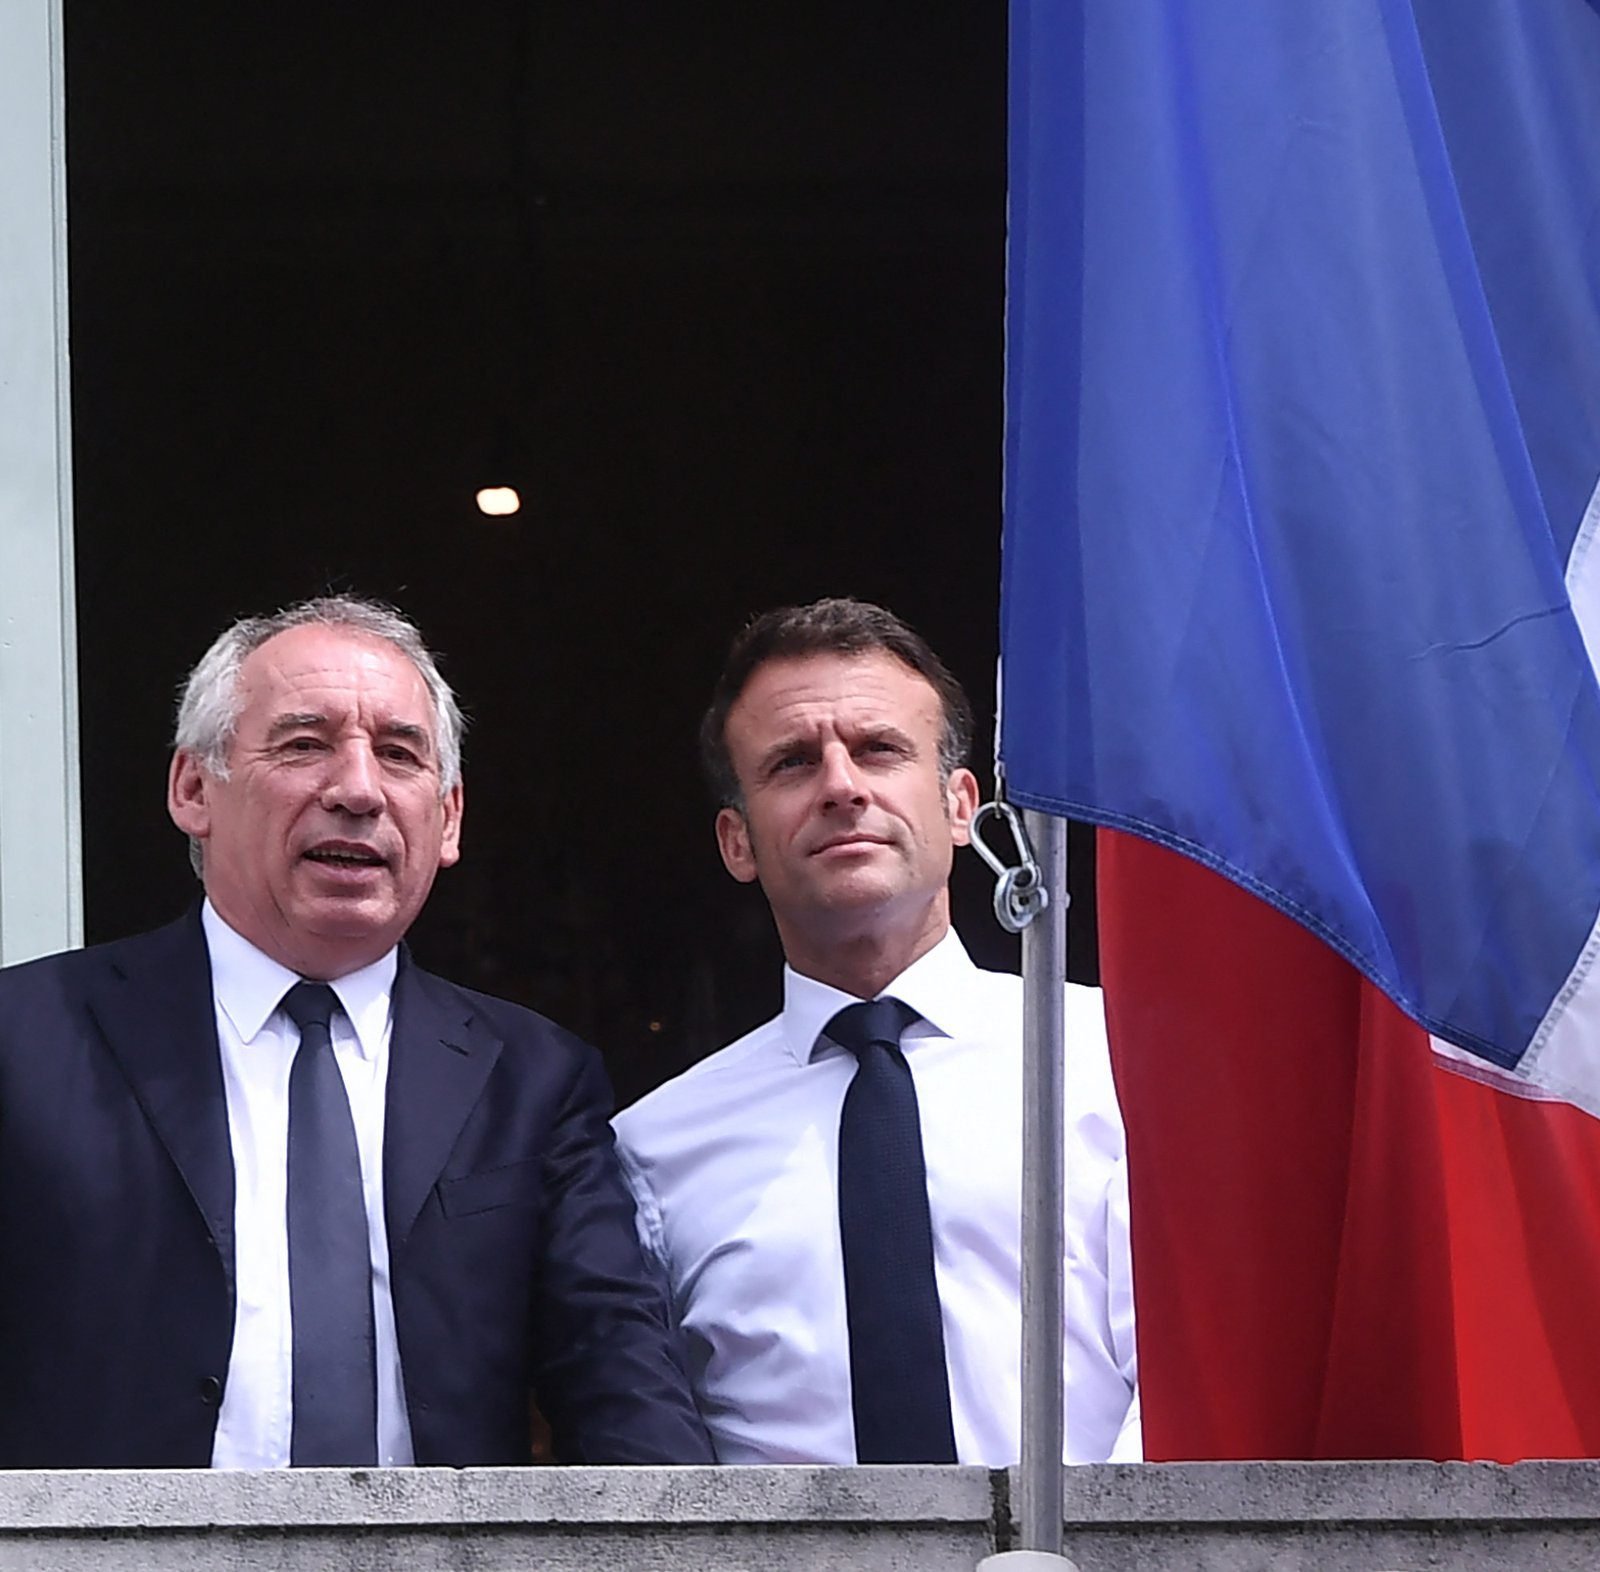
[697,596,977,809]
[614,597,1139,1465]
[0,594,712,1469]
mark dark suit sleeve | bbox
[530,1043,714,1464]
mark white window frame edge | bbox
[0,0,83,962]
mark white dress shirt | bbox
[203,902,414,1468]
[611,928,1140,1465]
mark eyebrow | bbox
[265,713,327,740]
[754,723,915,775]
[755,736,815,775]
[380,721,433,755]
[264,713,435,756]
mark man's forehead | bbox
[239,626,435,724]
[732,650,940,734]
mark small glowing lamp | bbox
[475,486,521,517]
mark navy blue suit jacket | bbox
[0,911,712,1468]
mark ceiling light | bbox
[475,486,521,517]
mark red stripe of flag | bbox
[1099,829,1600,1460]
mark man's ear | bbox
[946,767,981,847]
[437,781,465,869]
[715,806,759,884]
[167,751,213,840]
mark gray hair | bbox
[174,594,465,792]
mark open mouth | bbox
[304,847,386,869]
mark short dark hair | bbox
[699,597,974,808]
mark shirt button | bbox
[198,1376,223,1406]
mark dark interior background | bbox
[65,2,1096,1107]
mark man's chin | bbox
[802,869,915,918]
[290,891,407,949]
[281,913,406,980]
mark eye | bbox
[378,744,424,767]
[283,736,326,754]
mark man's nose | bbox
[818,743,866,806]
[322,743,384,815]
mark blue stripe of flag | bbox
[1001,0,1600,1070]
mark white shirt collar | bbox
[779,926,987,1065]
[200,899,397,1061]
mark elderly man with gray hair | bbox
[0,594,711,1470]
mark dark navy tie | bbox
[831,997,958,1463]
[281,981,378,1467]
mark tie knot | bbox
[281,980,339,1033]
[825,997,919,1058]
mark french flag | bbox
[1002,0,1600,1457]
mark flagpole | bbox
[1016,808,1072,1563]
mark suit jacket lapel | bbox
[87,910,236,1276]
[384,955,504,1249]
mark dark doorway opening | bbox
[66,3,1094,1105]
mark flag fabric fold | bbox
[1002,0,1600,1102]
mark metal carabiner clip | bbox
[969,799,1052,934]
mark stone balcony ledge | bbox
[0,1461,1598,1570]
